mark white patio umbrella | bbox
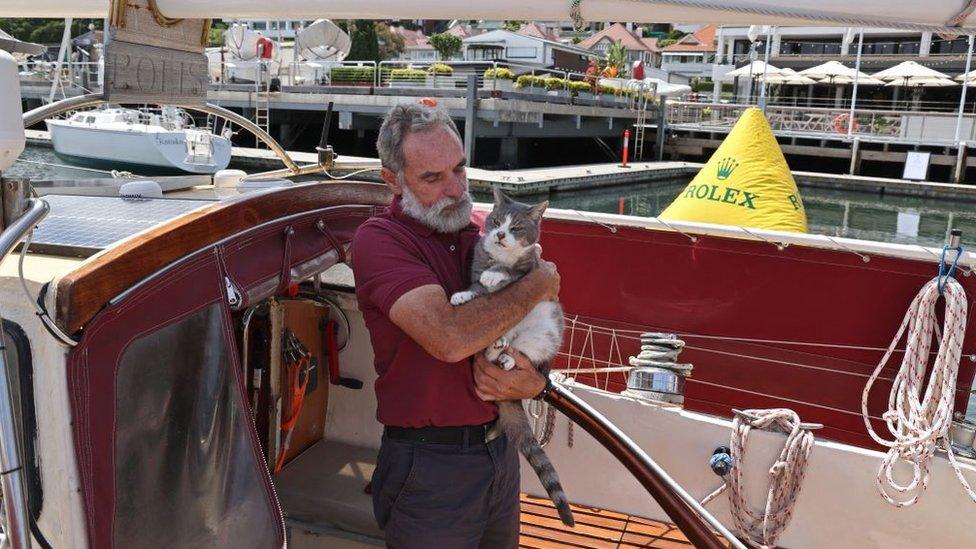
[724,60,782,79]
[883,76,957,87]
[800,61,883,88]
[765,73,818,85]
[955,69,976,81]
[872,60,952,86]
[798,60,863,84]
[824,74,886,86]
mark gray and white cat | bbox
[450,187,573,527]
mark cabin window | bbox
[112,303,278,546]
[85,116,95,124]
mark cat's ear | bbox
[492,186,510,207]
[527,200,549,220]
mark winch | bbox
[625,332,692,405]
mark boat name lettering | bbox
[683,185,759,210]
[155,136,184,146]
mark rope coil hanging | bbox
[861,271,971,507]
[701,409,815,549]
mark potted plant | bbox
[482,67,515,92]
[390,68,428,88]
[515,74,546,94]
[329,66,375,87]
[426,63,454,88]
[544,76,569,97]
[569,80,593,100]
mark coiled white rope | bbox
[701,409,815,549]
[861,276,972,507]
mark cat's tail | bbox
[498,400,575,527]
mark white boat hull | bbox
[45,120,232,175]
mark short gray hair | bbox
[376,103,461,176]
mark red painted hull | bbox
[540,217,976,449]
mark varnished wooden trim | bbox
[55,181,392,335]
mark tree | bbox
[606,40,628,76]
[346,19,381,62]
[666,29,686,41]
[375,22,405,60]
[429,32,462,61]
[503,21,524,32]
[0,18,103,45]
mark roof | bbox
[391,27,426,48]
[516,22,560,42]
[462,30,594,57]
[578,23,649,52]
[445,23,483,39]
[661,24,717,53]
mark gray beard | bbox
[400,184,473,233]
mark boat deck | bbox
[519,494,704,548]
[277,439,711,548]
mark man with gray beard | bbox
[351,103,561,548]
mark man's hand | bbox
[526,259,560,301]
[473,350,546,401]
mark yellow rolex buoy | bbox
[659,107,807,233]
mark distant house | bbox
[660,24,717,82]
[391,27,438,61]
[515,22,561,42]
[578,23,663,68]
[392,23,484,61]
[461,30,593,72]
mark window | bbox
[932,37,969,54]
[507,47,538,59]
[251,22,266,30]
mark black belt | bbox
[384,420,502,446]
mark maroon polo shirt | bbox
[351,196,496,427]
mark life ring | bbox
[833,113,859,134]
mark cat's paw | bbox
[480,270,508,289]
[532,243,543,257]
[485,337,508,361]
[497,353,516,371]
[450,291,475,306]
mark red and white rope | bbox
[701,409,814,549]
[861,276,971,507]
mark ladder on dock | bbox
[253,67,272,148]
[633,86,651,160]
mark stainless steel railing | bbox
[0,198,49,549]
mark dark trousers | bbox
[371,432,520,549]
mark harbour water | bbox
[11,145,976,249]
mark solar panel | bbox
[30,195,213,257]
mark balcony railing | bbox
[666,101,976,145]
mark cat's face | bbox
[483,187,547,263]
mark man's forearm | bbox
[443,273,547,360]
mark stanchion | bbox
[619,129,631,168]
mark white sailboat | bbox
[45,106,232,174]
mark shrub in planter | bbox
[568,81,591,95]
[390,68,428,87]
[483,67,514,80]
[544,76,568,92]
[427,63,454,75]
[484,67,515,91]
[329,66,376,85]
[515,74,546,91]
